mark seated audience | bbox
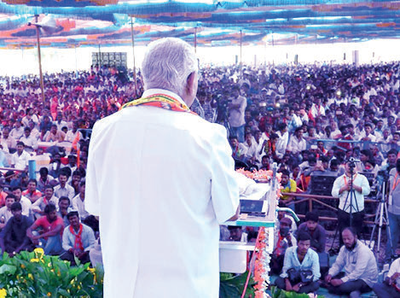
[31,185,59,217]
[270,217,297,275]
[0,195,16,230]
[37,167,54,192]
[57,196,71,227]
[60,211,96,266]
[226,226,247,242]
[297,211,326,254]
[274,232,320,294]
[54,172,75,200]
[22,179,42,203]
[11,141,30,171]
[324,227,378,297]
[12,186,32,219]
[373,257,400,298]
[0,202,34,255]
[279,169,297,210]
[26,203,64,255]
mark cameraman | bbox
[331,159,370,245]
[386,159,400,262]
[227,85,247,143]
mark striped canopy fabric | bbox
[0,0,398,48]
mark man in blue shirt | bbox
[274,232,320,294]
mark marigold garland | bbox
[236,168,280,297]
[236,168,273,182]
[253,227,271,298]
[236,169,282,201]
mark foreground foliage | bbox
[0,248,103,297]
[220,272,256,298]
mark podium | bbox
[220,177,278,273]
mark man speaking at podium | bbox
[86,38,240,298]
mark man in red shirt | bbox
[26,203,64,255]
[22,179,42,204]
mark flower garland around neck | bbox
[121,93,197,115]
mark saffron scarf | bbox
[70,224,84,252]
[121,93,197,115]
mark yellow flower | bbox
[87,267,96,274]
[30,258,39,263]
[0,288,6,298]
[47,292,51,297]
[28,273,33,280]
[34,247,45,259]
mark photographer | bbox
[331,159,370,245]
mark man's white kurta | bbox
[86,89,239,298]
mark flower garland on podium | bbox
[253,227,271,298]
[236,169,281,298]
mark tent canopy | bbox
[0,0,399,49]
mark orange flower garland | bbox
[236,168,281,297]
[253,227,270,298]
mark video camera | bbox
[377,170,389,183]
[347,157,359,169]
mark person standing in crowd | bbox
[324,227,378,297]
[86,38,239,298]
[331,160,370,244]
[387,159,400,261]
[275,122,289,161]
[228,85,247,143]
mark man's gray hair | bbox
[142,38,198,97]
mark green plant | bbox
[220,272,255,298]
[270,286,324,298]
[0,248,103,297]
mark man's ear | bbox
[186,72,196,95]
[182,72,197,107]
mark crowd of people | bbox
[1,59,400,295]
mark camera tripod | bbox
[368,181,392,256]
